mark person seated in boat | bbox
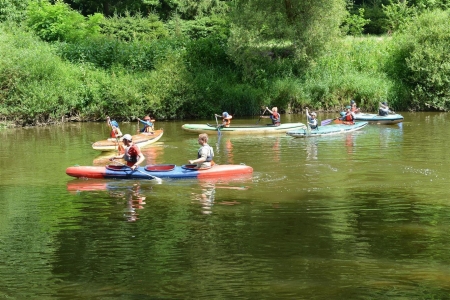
[109,134,145,170]
[137,115,155,133]
[350,100,360,114]
[215,112,232,127]
[306,108,318,130]
[379,102,393,116]
[188,133,215,169]
[260,107,281,126]
[106,116,122,139]
[340,106,355,125]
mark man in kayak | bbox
[137,115,155,133]
[379,102,392,116]
[106,116,122,138]
[110,134,145,170]
[215,112,232,127]
[260,107,281,126]
[306,108,318,129]
[189,133,215,169]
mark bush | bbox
[388,10,450,110]
[26,0,103,42]
[100,12,168,42]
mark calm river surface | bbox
[1,112,450,299]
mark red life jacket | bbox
[344,113,354,122]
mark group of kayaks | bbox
[66,110,403,182]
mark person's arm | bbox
[110,153,125,161]
[132,149,145,170]
[189,147,207,164]
[106,116,111,127]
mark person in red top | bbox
[340,106,355,124]
[109,134,145,170]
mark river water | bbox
[0,112,449,299]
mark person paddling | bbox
[137,115,155,133]
[350,100,360,113]
[215,112,232,128]
[188,133,214,169]
[260,107,281,126]
[340,106,355,124]
[109,134,145,170]
[378,102,392,116]
[306,108,318,129]
[106,116,122,138]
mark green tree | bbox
[388,10,450,110]
[227,0,347,81]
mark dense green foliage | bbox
[388,10,450,110]
[0,0,28,22]
[100,12,168,41]
[0,0,450,126]
[27,0,103,42]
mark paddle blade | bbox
[321,119,333,126]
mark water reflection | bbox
[67,180,149,222]
[305,138,318,160]
[190,178,251,215]
[191,182,215,215]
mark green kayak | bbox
[181,123,306,135]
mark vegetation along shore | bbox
[1,0,449,127]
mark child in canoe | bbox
[137,115,155,133]
[306,108,318,129]
[106,116,122,139]
[215,112,232,127]
[260,107,281,126]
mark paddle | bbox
[321,118,339,126]
[256,106,268,125]
[111,159,162,183]
[214,114,222,135]
[305,108,311,135]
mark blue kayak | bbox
[286,122,368,138]
[66,164,253,180]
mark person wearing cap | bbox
[379,102,392,116]
[137,115,155,133]
[215,112,232,127]
[109,134,145,170]
[340,106,355,124]
[106,116,122,138]
[306,108,318,129]
[189,133,215,169]
[260,107,281,126]
[350,100,360,113]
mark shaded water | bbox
[1,112,450,299]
